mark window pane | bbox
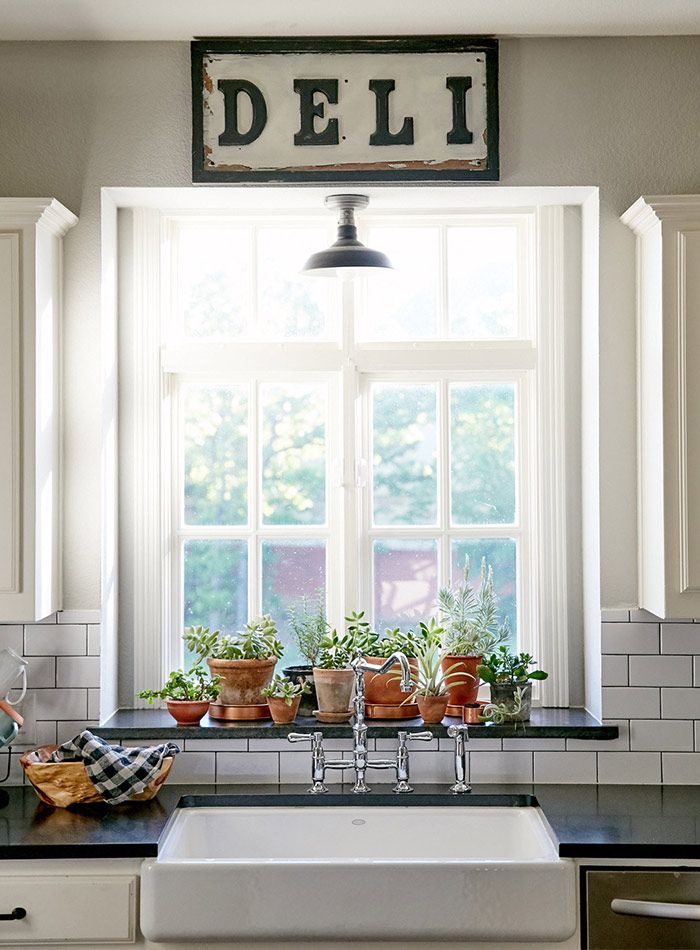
[451,539,517,648]
[262,540,326,667]
[184,385,248,526]
[447,226,518,338]
[450,383,516,525]
[261,384,326,525]
[256,227,334,339]
[183,540,248,665]
[178,226,251,338]
[373,539,438,631]
[372,383,437,526]
[361,227,440,340]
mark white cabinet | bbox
[0,199,77,623]
[623,195,700,619]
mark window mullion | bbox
[438,378,451,590]
[249,379,260,618]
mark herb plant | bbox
[183,616,284,664]
[437,557,510,656]
[344,610,379,656]
[261,674,311,706]
[315,628,353,670]
[288,590,329,666]
[476,647,548,686]
[137,666,221,704]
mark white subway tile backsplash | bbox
[662,688,700,719]
[566,720,630,752]
[56,720,99,743]
[216,752,279,784]
[470,751,533,784]
[24,655,56,688]
[629,609,664,623]
[87,625,101,656]
[184,738,247,752]
[278,751,348,785]
[662,624,700,655]
[58,610,101,624]
[401,750,455,784]
[0,626,24,655]
[30,688,87,721]
[603,687,660,719]
[597,752,661,784]
[629,655,693,687]
[169,751,216,785]
[34,720,57,747]
[534,752,596,784]
[88,688,100,720]
[56,655,100,688]
[601,622,659,655]
[662,753,700,784]
[502,738,565,751]
[24,624,86,656]
[630,719,694,751]
[601,608,631,622]
[602,655,628,686]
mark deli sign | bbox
[192,37,498,183]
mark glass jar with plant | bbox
[476,647,548,721]
[261,674,311,724]
[283,590,328,715]
[437,557,510,708]
[137,666,221,726]
[182,617,283,713]
[398,633,472,724]
[312,628,355,722]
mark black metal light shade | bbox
[302,194,393,277]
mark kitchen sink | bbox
[140,804,576,943]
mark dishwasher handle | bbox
[611,898,700,921]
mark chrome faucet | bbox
[288,651,433,794]
[447,723,471,793]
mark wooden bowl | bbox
[20,745,174,808]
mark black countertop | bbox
[3,783,700,861]
[96,706,617,740]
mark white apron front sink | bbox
[140,805,576,944]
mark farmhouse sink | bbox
[141,805,576,943]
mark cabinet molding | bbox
[622,195,700,619]
[0,199,77,623]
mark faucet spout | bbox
[353,651,414,694]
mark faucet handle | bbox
[407,731,434,742]
[288,731,323,746]
[447,724,470,740]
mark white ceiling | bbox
[1,0,699,41]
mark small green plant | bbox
[372,627,419,658]
[315,628,354,670]
[137,666,221,704]
[438,557,510,656]
[396,630,471,700]
[344,610,379,656]
[261,674,311,706]
[476,647,548,686]
[479,687,525,724]
[288,590,329,666]
[183,616,284,664]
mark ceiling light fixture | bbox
[302,194,393,277]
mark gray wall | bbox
[0,38,699,609]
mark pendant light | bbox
[302,194,393,277]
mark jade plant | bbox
[437,557,510,656]
[315,628,354,670]
[344,610,379,656]
[137,666,221,704]
[476,647,548,686]
[183,617,284,664]
[261,675,311,706]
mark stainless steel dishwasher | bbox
[584,868,700,948]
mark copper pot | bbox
[441,654,481,706]
[165,699,210,726]
[416,694,449,724]
[362,656,419,706]
[207,657,277,706]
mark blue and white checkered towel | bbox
[50,730,180,804]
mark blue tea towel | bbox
[50,730,180,804]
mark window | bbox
[122,197,575,707]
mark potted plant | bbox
[312,628,355,722]
[437,557,510,707]
[261,675,311,724]
[283,591,328,715]
[137,666,221,726]
[476,647,548,722]
[183,617,284,707]
[398,633,469,724]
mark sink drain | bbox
[352,818,366,826]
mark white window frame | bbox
[123,196,574,709]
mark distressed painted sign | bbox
[192,37,499,183]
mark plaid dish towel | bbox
[50,730,180,804]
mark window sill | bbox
[95,706,617,741]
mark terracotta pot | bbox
[282,665,317,717]
[267,695,301,725]
[312,667,355,714]
[165,699,210,726]
[362,656,419,706]
[489,682,533,722]
[207,657,277,706]
[416,694,449,724]
[441,654,482,706]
